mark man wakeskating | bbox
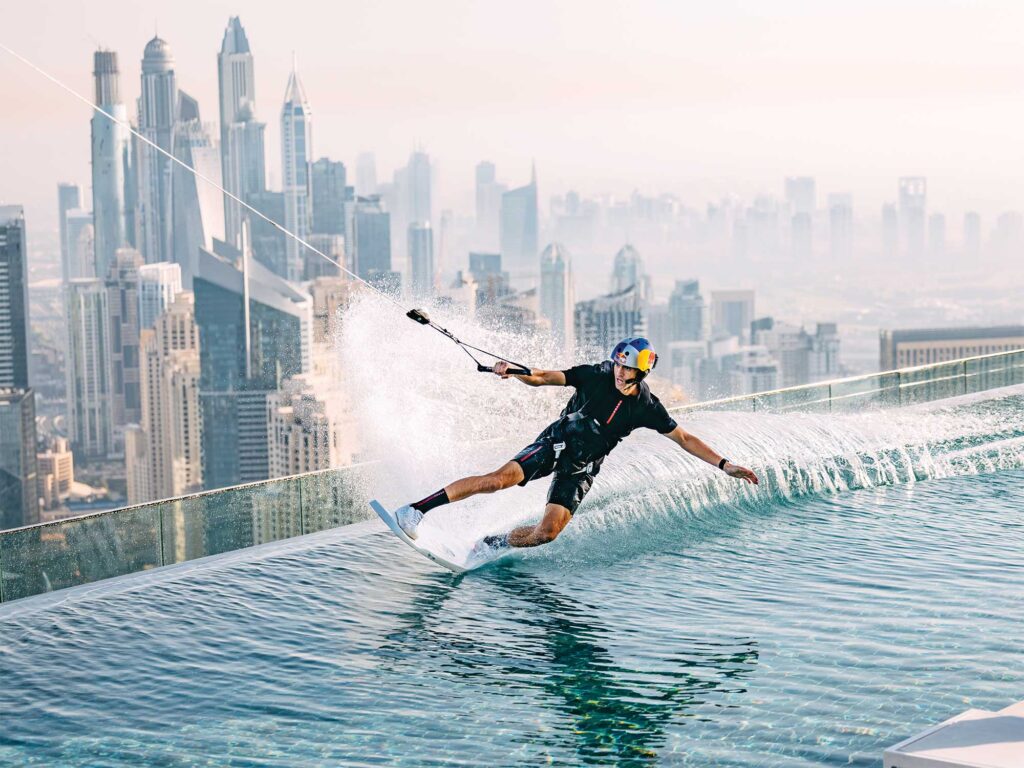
[395,337,759,560]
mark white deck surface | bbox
[884,701,1024,768]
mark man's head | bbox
[609,337,658,395]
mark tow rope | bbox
[406,309,532,375]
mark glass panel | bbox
[830,373,900,412]
[900,362,964,406]
[0,505,161,602]
[158,476,304,564]
[753,384,831,413]
[966,351,1024,394]
[299,466,373,536]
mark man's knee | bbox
[536,506,571,542]
[493,462,524,490]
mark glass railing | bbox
[3,348,1022,603]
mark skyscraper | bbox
[540,243,575,354]
[63,208,95,282]
[898,177,927,260]
[475,161,505,251]
[408,222,434,296]
[172,93,224,287]
[500,166,539,287]
[57,183,82,281]
[711,290,755,342]
[137,37,178,264]
[218,17,265,249]
[882,203,899,259]
[0,389,39,529]
[66,278,114,458]
[668,280,705,342]
[105,248,144,435]
[91,50,132,279]
[311,158,349,235]
[281,64,313,282]
[355,152,377,196]
[0,208,31,390]
[137,261,182,329]
[194,247,311,489]
[610,244,650,301]
[351,196,392,281]
[131,292,202,504]
[574,284,646,356]
[928,213,946,259]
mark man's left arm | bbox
[663,425,759,485]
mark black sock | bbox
[483,533,510,549]
[411,488,450,515]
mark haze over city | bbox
[3,0,1023,232]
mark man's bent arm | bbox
[664,425,759,484]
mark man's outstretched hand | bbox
[493,360,512,379]
[724,463,759,485]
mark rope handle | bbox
[477,364,532,376]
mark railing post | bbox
[897,371,902,407]
[158,505,165,567]
[962,359,968,394]
[828,384,833,412]
[299,476,305,537]
[0,534,6,603]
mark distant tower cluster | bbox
[281,64,313,282]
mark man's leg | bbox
[506,503,572,548]
[444,461,525,502]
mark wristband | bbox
[718,458,728,470]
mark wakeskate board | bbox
[370,499,468,573]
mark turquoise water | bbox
[2,390,1024,766]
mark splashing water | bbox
[336,294,1024,562]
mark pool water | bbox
[2,390,1024,766]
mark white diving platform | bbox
[884,701,1024,768]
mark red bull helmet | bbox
[610,337,658,374]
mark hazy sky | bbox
[2,0,1022,236]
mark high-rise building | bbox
[131,291,203,504]
[194,247,311,489]
[964,212,982,258]
[66,279,114,458]
[711,290,755,342]
[993,212,1023,257]
[574,284,646,356]
[500,165,539,287]
[468,251,511,307]
[828,193,853,262]
[57,183,82,280]
[281,64,313,282]
[91,50,132,279]
[540,243,575,355]
[408,222,434,296]
[752,318,841,387]
[610,244,650,301]
[879,326,1024,370]
[304,234,344,281]
[475,161,505,251]
[36,437,73,513]
[0,389,39,529]
[785,177,816,216]
[350,196,391,281]
[0,207,31,389]
[898,177,927,260]
[355,152,377,196]
[172,95,224,286]
[267,374,355,478]
[105,248,144,435]
[402,150,433,226]
[137,37,178,264]
[138,261,182,329]
[311,158,350,235]
[668,280,705,342]
[249,190,287,277]
[218,17,266,249]
[63,209,95,282]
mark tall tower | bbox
[408,221,434,296]
[218,17,265,249]
[0,207,31,390]
[540,243,575,355]
[66,278,114,459]
[281,64,312,282]
[898,177,927,260]
[91,50,132,279]
[499,164,538,288]
[137,37,178,264]
[57,183,82,282]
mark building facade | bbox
[879,326,1024,371]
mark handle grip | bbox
[478,364,532,376]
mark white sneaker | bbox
[395,505,423,540]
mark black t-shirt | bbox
[560,361,678,450]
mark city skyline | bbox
[2,1,1023,234]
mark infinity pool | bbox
[2,393,1024,766]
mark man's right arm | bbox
[493,361,566,387]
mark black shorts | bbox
[511,424,603,514]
